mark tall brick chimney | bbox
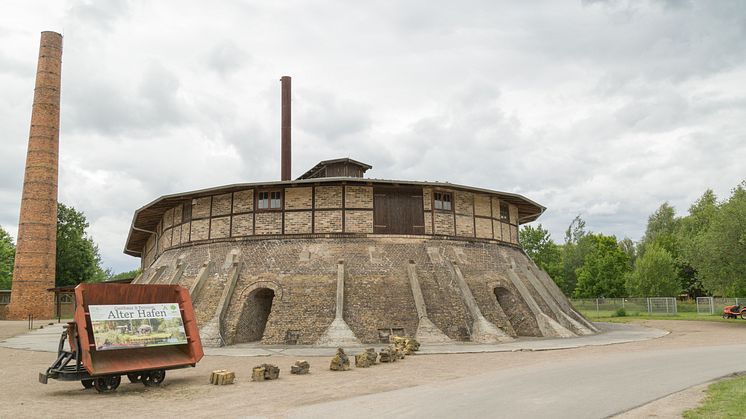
[7,31,63,320]
[281,76,291,181]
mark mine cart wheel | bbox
[81,379,94,389]
[142,369,166,387]
[93,375,121,393]
[127,373,143,383]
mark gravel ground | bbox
[2,320,742,418]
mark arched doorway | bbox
[234,288,275,343]
[494,286,540,337]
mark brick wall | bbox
[140,183,523,269]
[285,211,312,234]
[314,211,343,233]
[344,210,373,233]
[143,236,567,345]
[285,187,312,209]
[345,186,373,208]
[314,186,342,209]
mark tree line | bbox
[520,181,746,298]
[0,203,139,290]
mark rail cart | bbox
[39,283,204,393]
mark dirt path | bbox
[2,320,744,418]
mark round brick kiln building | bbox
[124,158,596,347]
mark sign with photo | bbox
[89,304,187,351]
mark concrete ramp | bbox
[447,261,512,343]
[316,260,361,346]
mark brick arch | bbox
[237,281,285,302]
[487,280,540,337]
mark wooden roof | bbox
[123,177,545,257]
[297,158,372,180]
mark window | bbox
[500,202,510,221]
[258,190,282,209]
[434,192,452,211]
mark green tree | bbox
[0,226,15,290]
[676,189,718,297]
[519,224,563,288]
[625,242,680,297]
[573,234,630,298]
[56,203,108,287]
[109,268,141,281]
[688,182,746,295]
[560,215,590,295]
[618,237,637,270]
[640,202,679,258]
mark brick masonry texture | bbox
[455,191,474,215]
[233,190,254,212]
[231,214,253,236]
[314,211,343,233]
[433,212,455,236]
[455,214,475,237]
[212,193,232,217]
[285,211,312,234]
[284,187,313,210]
[8,32,63,320]
[314,186,342,209]
[255,212,282,235]
[193,197,211,219]
[210,216,230,239]
[423,188,432,211]
[191,219,210,241]
[344,186,373,208]
[344,210,373,233]
[474,194,491,217]
[139,184,524,271]
[475,217,492,239]
[142,236,587,345]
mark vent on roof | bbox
[297,158,372,180]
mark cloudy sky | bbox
[1,0,744,273]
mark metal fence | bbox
[572,297,746,316]
[571,297,678,315]
[695,297,746,315]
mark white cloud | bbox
[0,0,744,272]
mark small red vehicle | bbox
[722,304,746,319]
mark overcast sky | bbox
[1,0,744,274]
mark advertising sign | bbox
[89,303,187,351]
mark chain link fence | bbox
[571,297,678,316]
[572,297,746,317]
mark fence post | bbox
[596,298,600,316]
[710,297,714,315]
[674,298,677,314]
[647,298,651,314]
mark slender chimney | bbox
[281,76,291,181]
[7,31,63,320]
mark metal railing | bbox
[572,297,746,316]
[571,297,678,315]
[696,297,746,315]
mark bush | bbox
[614,307,627,317]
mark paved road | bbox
[288,343,746,419]
[0,322,665,356]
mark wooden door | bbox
[373,187,424,234]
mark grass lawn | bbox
[683,374,746,419]
[577,310,746,324]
